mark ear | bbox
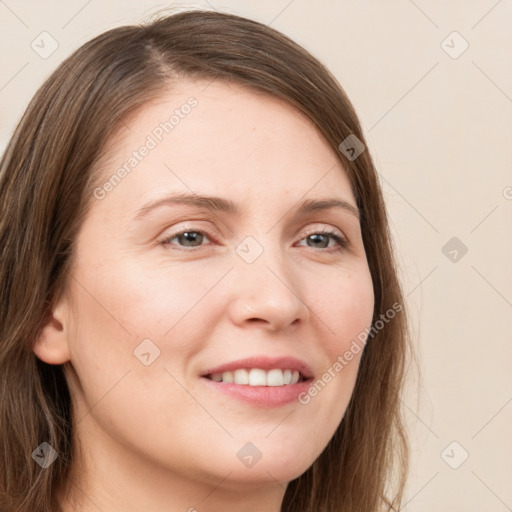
[33,299,72,365]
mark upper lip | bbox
[200,356,314,379]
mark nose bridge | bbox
[235,230,287,282]
[228,231,308,328]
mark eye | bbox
[159,228,212,249]
[296,229,349,252]
[159,227,349,252]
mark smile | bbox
[205,368,305,386]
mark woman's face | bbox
[45,79,374,497]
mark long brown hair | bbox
[0,9,411,511]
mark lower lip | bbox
[200,377,312,408]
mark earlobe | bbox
[33,302,72,365]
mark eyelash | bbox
[158,227,349,253]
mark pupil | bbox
[182,232,202,246]
[310,234,327,248]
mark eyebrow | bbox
[133,192,360,220]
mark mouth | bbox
[199,356,314,407]
[204,368,308,386]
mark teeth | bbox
[222,371,233,383]
[248,368,266,386]
[266,369,284,386]
[208,368,303,386]
[233,369,249,384]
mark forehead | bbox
[91,79,355,213]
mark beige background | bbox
[1,1,512,510]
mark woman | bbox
[0,9,410,512]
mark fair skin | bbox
[34,79,374,512]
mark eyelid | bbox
[300,224,345,239]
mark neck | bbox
[56,426,287,512]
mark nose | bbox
[227,242,310,332]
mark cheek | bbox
[311,265,375,354]
[72,251,215,342]
[297,266,374,423]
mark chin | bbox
[220,458,312,489]
[206,438,319,487]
